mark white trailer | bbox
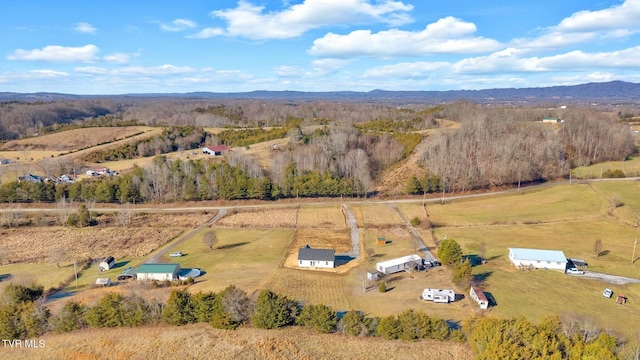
[421,288,455,303]
[376,254,423,275]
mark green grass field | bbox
[572,156,640,179]
[427,180,640,335]
[0,262,76,290]
[166,228,294,293]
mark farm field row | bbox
[4,180,640,336]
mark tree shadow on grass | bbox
[217,242,250,250]
[473,271,493,284]
[464,254,483,267]
[0,274,11,282]
[597,250,610,258]
[113,261,130,269]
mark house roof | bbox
[471,287,488,302]
[376,254,423,269]
[298,245,335,262]
[508,248,567,263]
[137,263,180,274]
[101,256,115,264]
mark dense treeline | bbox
[82,126,208,162]
[2,282,635,358]
[0,155,363,204]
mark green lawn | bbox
[572,156,640,179]
[0,262,77,290]
[165,228,294,293]
[426,183,608,226]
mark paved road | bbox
[341,204,360,259]
[574,271,640,285]
[146,208,227,264]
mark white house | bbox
[136,263,180,281]
[99,256,115,272]
[297,245,335,268]
[202,145,231,156]
[376,254,423,275]
[470,287,489,309]
[421,288,455,303]
[508,248,567,271]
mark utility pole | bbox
[633,238,637,264]
[74,260,79,290]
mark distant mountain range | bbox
[2,80,640,104]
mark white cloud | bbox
[309,17,502,57]
[75,64,197,76]
[364,61,450,78]
[74,22,97,34]
[103,53,130,64]
[206,0,413,40]
[187,27,225,39]
[511,0,640,52]
[27,70,70,78]
[7,44,100,62]
[556,0,640,33]
[275,65,304,77]
[161,18,197,32]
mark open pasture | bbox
[362,225,416,264]
[572,156,640,179]
[297,204,346,228]
[218,207,297,228]
[433,219,640,278]
[168,228,294,293]
[0,262,76,290]
[354,203,404,226]
[427,183,607,226]
[0,126,154,152]
[266,268,352,310]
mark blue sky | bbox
[1,0,639,94]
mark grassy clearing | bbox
[0,126,154,152]
[297,204,346,228]
[572,156,640,179]
[2,323,473,360]
[294,228,352,253]
[395,203,428,224]
[589,180,640,225]
[427,183,607,226]
[476,263,640,335]
[266,268,352,309]
[355,203,404,226]
[433,220,640,278]
[218,207,297,228]
[362,226,415,263]
[167,228,294,294]
[0,262,75,289]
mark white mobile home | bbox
[421,288,455,303]
[99,256,115,272]
[298,245,335,269]
[95,278,112,287]
[508,248,567,271]
[376,254,423,275]
[470,287,489,309]
[136,263,180,281]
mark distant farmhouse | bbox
[202,145,231,156]
[297,245,335,269]
[136,263,180,281]
[18,173,43,183]
[508,248,567,271]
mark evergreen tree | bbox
[438,239,463,265]
[251,290,297,329]
[162,289,195,326]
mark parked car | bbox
[603,288,613,298]
[169,252,183,257]
[567,267,585,275]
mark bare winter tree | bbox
[116,202,133,228]
[56,196,72,226]
[1,204,22,228]
[203,230,218,251]
[594,239,603,259]
[0,246,7,266]
[49,247,68,268]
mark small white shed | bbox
[99,256,115,272]
[470,287,489,309]
[376,254,423,275]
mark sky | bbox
[1,0,640,94]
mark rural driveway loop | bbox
[578,271,640,285]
